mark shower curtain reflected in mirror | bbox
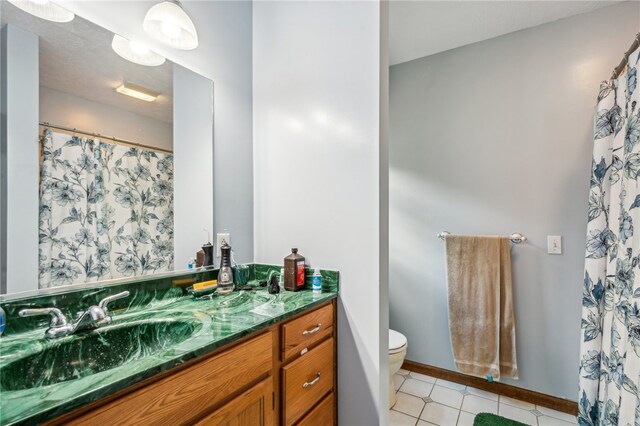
[580,44,639,425]
[38,129,174,288]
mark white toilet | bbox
[388,329,408,408]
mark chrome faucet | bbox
[19,291,130,338]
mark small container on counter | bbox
[268,274,280,294]
[279,268,285,291]
[312,268,322,293]
[217,243,234,295]
[202,243,214,267]
[0,307,5,336]
[234,264,252,291]
[196,250,205,267]
[284,248,305,291]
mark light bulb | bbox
[7,0,74,22]
[129,41,150,56]
[160,21,181,39]
[143,1,198,50]
[111,34,165,67]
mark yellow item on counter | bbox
[172,278,197,287]
[193,280,217,291]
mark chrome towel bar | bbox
[437,231,527,244]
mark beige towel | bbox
[444,235,518,380]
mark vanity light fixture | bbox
[111,35,166,67]
[115,83,159,103]
[7,0,74,23]
[143,0,198,50]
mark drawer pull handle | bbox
[303,372,321,388]
[302,324,322,335]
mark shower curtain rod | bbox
[39,122,173,154]
[611,32,640,80]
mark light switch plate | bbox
[216,233,230,257]
[547,235,562,254]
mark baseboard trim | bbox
[402,360,578,416]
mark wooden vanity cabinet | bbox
[280,302,336,425]
[62,330,274,426]
[50,299,336,426]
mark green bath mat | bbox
[473,413,528,426]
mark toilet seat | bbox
[389,329,407,354]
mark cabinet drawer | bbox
[67,331,273,426]
[282,303,333,360]
[296,392,334,426]
[282,338,334,426]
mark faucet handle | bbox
[19,307,68,327]
[97,291,130,315]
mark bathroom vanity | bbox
[56,301,336,426]
[0,265,339,426]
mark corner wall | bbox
[252,1,388,423]
[389,2,640,399]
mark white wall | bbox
[389,2,640,399]
[253,1,388,423]
[379,0,390,417]
[1,24,39,294]
[173,65,214,268]
[63,0,254,263]
[40,86,172,151]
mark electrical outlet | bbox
[216,233,230,257]
[547,235,562,255]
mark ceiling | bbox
[1,2,173,123]
[389,0,626,66]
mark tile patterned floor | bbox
[390,369,578,426]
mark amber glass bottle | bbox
[284,248,306,291]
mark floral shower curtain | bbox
[39,129,174,288]
[580,45,640,426]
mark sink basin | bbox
[209,291,271,311]
[0,318,202,391]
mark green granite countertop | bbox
[0,277,337,425]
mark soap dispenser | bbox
[201,229,214,267]
[217,243,234,295]
[268,274,280,294]
[202,243,214,267]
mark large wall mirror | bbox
[1,2,214,296]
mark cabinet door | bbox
[195,377,273,426]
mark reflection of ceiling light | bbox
[116,83,159,102]
[7,0,74,22]
[143,1,198,50]
[111,35,166,67]
[130,41,149,56]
